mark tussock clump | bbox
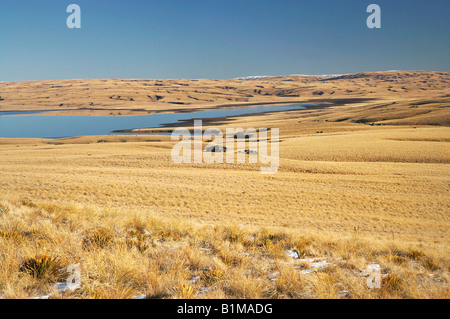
[257,230,289,245]
[125,238,150,253]
[20,199,37,208]
[0,202,10,214]
[125,228,150,253]
[172,283,196,299]
[262,240,284,258]
[407,249,425,261]
[222,225,248,245]
[388,255,407,265]
[22,227,45,240]
[82,229,113,249]
[201,267,224,285]
[88,285,137,299]
[307,273,339,299]
[382,274,403,293]
[291,238,312,258]
[19,255,62,280]
[219,250,244,267]
[222,270,270,299]
[422,258,439,271]
[392,249,408,258]
[150,219,192,242]
[0,229,25,243]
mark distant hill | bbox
[0,71,448,123]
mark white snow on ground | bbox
[284,250,300,259]
[293,258,333,274]
[290,74,347,77]
[187,276,201,283]
[197,286,217,294]
[235,71,407,80]
[235,75,275,80]
[235,74,346,80]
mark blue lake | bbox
[0,103,319,139]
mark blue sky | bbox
[0,0,449,81]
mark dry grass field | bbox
[0,71,449,298]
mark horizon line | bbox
[1,69,449,83]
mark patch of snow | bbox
[188,276,200,283]
[291,73,348,77]
[285,250,300,259]
[197,286,217,294]
[298,268,317,274]
[310,260,331,269]
[235,75,274,81]
[294,257,335,274]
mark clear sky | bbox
[0,0,449,81]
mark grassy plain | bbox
[0,71,449,298]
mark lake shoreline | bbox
[112,98,375,133]
[0,97,376,118]
[1,102,328,139]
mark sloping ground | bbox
[0,71,448,116]
[320,97,450,126]
[0,123,448,243]
[0,70,448,299]
[0,200,448,299]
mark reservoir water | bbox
[0,103,319,138]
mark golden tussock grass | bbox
[0,73,448,298]
[0,200,448,299]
